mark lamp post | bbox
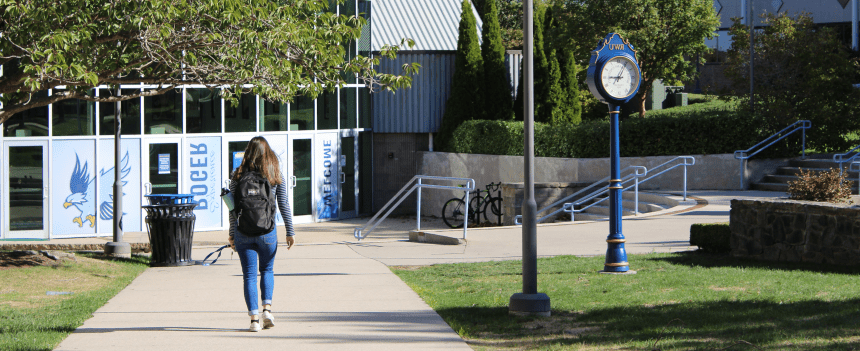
[508,0,551,317]
[104,86,130,258]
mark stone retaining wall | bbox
[730,199,860,265]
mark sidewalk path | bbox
[47,190,783,350]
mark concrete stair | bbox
[751,158,859,192]
[550,191,680,222]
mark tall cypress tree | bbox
[543,48,562,124]
[532,4,548,122]
[437,0,484,151]
[482,0,513,120]
[558,48,582,125]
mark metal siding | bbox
[505,52,522,99]
[373,53,455,133]
[718,0,855,29]
[371,0,482,51]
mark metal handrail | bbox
[833,144,860,178]
[353,175,475,241]
[562,156,695,222]
[514,166,647,225]
[851,161,860,195]
[734,120,811,189]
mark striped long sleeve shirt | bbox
[228,173,296,238]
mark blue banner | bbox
[316,133,339,219]
[96,139,142,233]
[185,137,222,229]
[52,140,97,237]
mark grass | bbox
[0,253,149,351]
[392,252,860,350]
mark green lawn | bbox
[393,253,860,350]
[0,253,149,351]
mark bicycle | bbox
[442,182,503,228]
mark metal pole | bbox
[749,0,755,112]
[509,0,550,316]
[463,187,469,240]
[105,86,130,257]
[603,106,632,274]
[853,0,858,51]
[683,165,687,201]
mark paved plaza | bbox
[3,190,784,350]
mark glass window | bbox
[317,89,338,130]
[144,89,182,134]
[186,88,222,133]
[261,99,288,131]
[228,141,249,175]
[359,87,371,128]
[358,0,372,56]
[52,89,95,136]
[290,95,314,131]
[340,87,357,129]
[340,0,358,83]
[224,93,256,133]
[100,88,142,135]
[3,90,49,137]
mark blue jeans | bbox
[235,228,278,316]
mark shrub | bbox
[450,109,772,158]
[689,222,731,253]
[787,168,854,203]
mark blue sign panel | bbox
[316,133,338,219]
[52,140,97,237]
[97,139,142,233]
[158,154,170,174]
[232,151,244,173]
[185,137,222,230]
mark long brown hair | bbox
[232,136,283,185]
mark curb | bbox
[408,231,464,245]
[0,242,151,253]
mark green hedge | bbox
[450,107,778,158]
[689,222,731,253]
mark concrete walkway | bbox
[31,190,783,350]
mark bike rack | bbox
[734,120,811,190]
[353,175,475,241]
[514,166,647,225]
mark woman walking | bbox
[228,136,296,332]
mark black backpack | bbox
[232,171,276,236]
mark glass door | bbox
[143,138,182,196]
[339,131,358,219]
[289,134,314,224]
[3,141,49,239]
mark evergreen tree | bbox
[543,48,562,124]
[482,0,513,120]
[532,4,549,121]
[557,48,582,125]
[437,0,485,151]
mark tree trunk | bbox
[633,77,653,118]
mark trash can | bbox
[143,195,197,267]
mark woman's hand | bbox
[229,236,236,251]
[285,235,295,250]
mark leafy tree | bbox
[541,48,561,123]
[724,12,860,152]
[438,0,484,151]
[557,0,719,117]
[0,0,417,125]
[482,0,513,120]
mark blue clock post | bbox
[586,33,641,274]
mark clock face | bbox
[600,56,640,99]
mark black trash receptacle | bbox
[143,202,197,267]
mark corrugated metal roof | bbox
[371,0,483,52]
